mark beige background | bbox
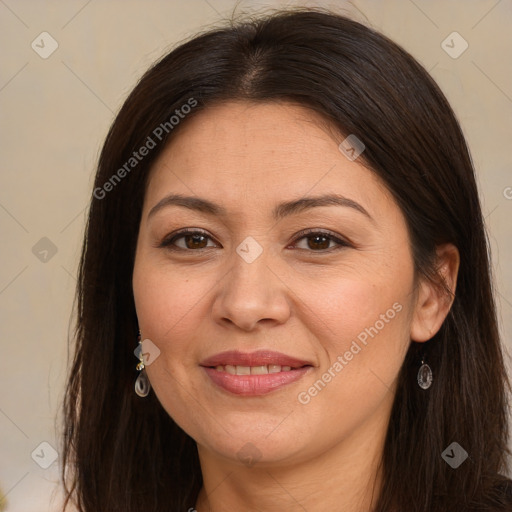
[0,0,510,510]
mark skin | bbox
[132,101,459,511]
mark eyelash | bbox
[158,228,351,253]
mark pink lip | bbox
[200,350,312,368]
[202,366,311,396]
[200,350,313,396]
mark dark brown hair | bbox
[61,8,511,511]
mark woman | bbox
[61,8,511,512]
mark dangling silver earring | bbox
[417,358,433,390]
[135,330,151,397]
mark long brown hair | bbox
[61,8,511,511]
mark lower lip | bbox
[202,366,311,396]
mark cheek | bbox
[302,259,412,349]
[133,255,182,337]
[132,256,213,430]
[132,254,220,367]
[298,258,414,397]
[294,282,411,442]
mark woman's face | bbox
[133,101,421,467]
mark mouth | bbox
[210,364,300,374]
[200,349,312,368]
[200,350,313,396]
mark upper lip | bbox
[200,350,312,369]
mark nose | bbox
[211,245,291,332]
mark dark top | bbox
[474,477,512,511]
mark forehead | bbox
[144,101,389,215]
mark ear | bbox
[410,243,460,343]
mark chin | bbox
[201,434,309,468]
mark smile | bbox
[214,364,294,374]
[200,350,313,396]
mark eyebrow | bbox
[147,193,373,222]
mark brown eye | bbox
[182,234,208,249]
[159,229,218,250]
[306,234,331,250]
[293,230,350,252]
